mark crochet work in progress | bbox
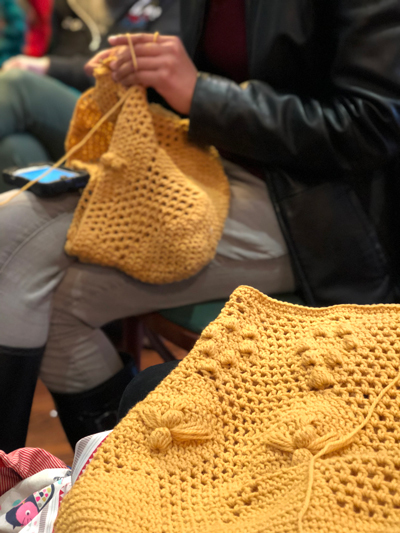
[55,286,400,533]
[64,61,230,284]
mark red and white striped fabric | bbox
[0,448,67,497]
[0,432,111,533]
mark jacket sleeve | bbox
[188,0,400,177]
[47,55,93,91]
[0,0,25,65]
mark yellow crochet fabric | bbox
[55,286,400,533]
[64,61,230,284]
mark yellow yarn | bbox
[0,34,158,209]
[55,286,400,533]
[0,88,131,208]
[64,59,230,284]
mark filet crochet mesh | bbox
[64,61,230,284]
[55,286,400,533]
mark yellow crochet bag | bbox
[64,61,230,284]
[55,285,400,533]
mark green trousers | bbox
[0,69,80,193]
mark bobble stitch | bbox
[161,410,184,428]
[201,341,217,358]
[336,325,353,338]
[325,349,344,368]
[201,325,218,340]
[149,427,172,452]
[100,152,127,172]
[243,327,260,341]
[307,367,336,390]
[139,408,160,428]
[239,340,255,355]
[224,319,238,332]
[301,349,321,367]
[343,337,358,351]
[220,350,237,368]
[140,406,212,452]
[293,425,318,449]
[313,327,328,338]
[296,341,312,355]
[197,360,219,374]
[292,448,313,466]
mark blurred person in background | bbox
[0,0,399,454]
[0,0,179,192]
[2,0,179,89]
[0,0,24,66]
[20,0,53,58]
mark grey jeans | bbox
[0,160,295,393]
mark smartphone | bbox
[3,164,90,197]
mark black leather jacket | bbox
[183,0,400,306]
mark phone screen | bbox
[13,166,80,184]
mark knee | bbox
[0,70,41,114]
[0,68,38,88]
[0,133,49,176]
[0,188,76,252]
[0,190,35,225]
[0,189,50,250]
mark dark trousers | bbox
[118,361,179,420]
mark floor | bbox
[26,346,185,466]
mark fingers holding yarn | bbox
[84,48,114,77]
[107,36,198,114]
[108,32,167,47]
[111,55,165,83]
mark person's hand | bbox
[84,49,115,77]
[2,55,50,75]
[107,34,198,115]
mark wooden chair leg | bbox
[142,313,199,352]
[122,312,200,368]
[144,327,178,363]
[122,316,144,371]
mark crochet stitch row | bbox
[55,285,400,533]
[64,58,230,284]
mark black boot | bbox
[0,346,44,453]
[50,355,137,450]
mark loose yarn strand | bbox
[298,367,400,532]
[0,32,152,208]
[0,92,131,207]
[127,34,137,71]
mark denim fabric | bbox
[0,69,79,192]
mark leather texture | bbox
[183,0,400,306]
